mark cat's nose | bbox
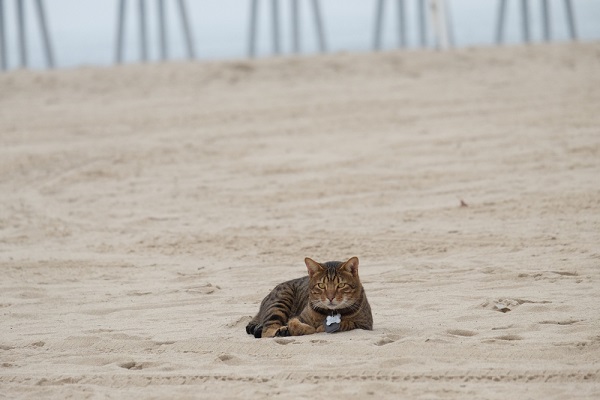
[327,295,335,303]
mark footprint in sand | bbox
[374,334,400,346]
[119,361,143,370]
[447,329,478,337]
[539,319,582,326]
[274,338,296,345]
[215,353,243,365]
[495,334,523,341]
[481,298,552,313]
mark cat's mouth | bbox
[321,299,345,310]
[311,299,344,310]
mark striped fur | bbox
[246,257,373,338]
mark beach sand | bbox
[1,43,599,399]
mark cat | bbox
[245,256,373,338]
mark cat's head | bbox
[305,257,362,311]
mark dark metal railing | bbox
[115,0,195,64]
[496,0,577,44]
[248,0,327,58]
[0,1,585,72]
[373,0,453,51]
[0,0,54,71]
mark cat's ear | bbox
[341,257,359,277]
[305,258,323,278]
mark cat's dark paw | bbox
[253,325,263,338]
[275,326,290,337]
[246,322,262,337]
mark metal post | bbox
[158,0,168,60]
[16,0,27,68]
[429,0,450,50]
[34,0,54,68]
[521,0,530,43]
[116,0,126,63]
[373,0,384,50]
[418,0,427,47]
[0,0,6,71]
[139,0,148,61]
[496,0,507,44]
[271,0,280,54]
[444,0,454,47]
[541,0,550,41]
[291,0,300,53]
[248,0,258,58]
[564,0,577,40]
[176,0,195,59]
[397,0,406,48]
[311,0,326,52]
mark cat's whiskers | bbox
[313,297,359,311]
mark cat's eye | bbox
[338,283,348,289]
[317,283,326,289]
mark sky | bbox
[1,0,599,70]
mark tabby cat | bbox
[245,257,373,338]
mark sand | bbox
[1,42,599,399]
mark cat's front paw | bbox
[274,326,290,337]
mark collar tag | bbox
[324,313,341,333]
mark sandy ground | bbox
[1,43,599,399]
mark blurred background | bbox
[1,0,599,70]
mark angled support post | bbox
[157,0,168,60]
[0,0,6,71]
[271,0,280,54]
[115,0,126,63]
[444,0,454,46]
[176,0,195,59]
[564,0,577,40]
[248,0,259,58]
[311,0,326,52]
[16,0,27,67]
[496,0,507,44]
[34,0,54,68]
[418,0,427,47]
[139,0,148,61]
[397,0,406,48]
[291,0,300,53]
[429,0,450,50]
[373,0,384,50]
[541,0,550,41]
[521,0,530,43]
